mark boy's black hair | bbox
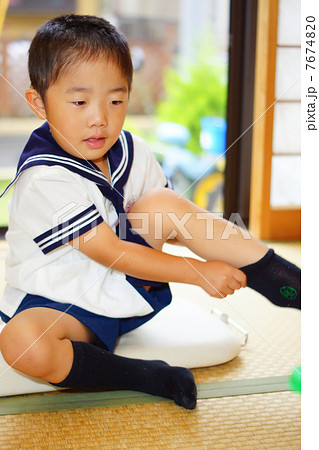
[28,14,133,102]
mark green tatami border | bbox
[0,376,292,416]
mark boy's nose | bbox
[88,105,107,128]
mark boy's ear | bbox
[25,88,47,120]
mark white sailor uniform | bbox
[0,122,172,351]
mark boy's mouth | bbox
[84,137,106,149]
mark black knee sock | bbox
[240,249,301,309]
[50,341,197,410]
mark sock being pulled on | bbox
[240,249,301,309]
[51,340,197,410]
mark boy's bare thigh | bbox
[1,307,96,345]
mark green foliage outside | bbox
[156,46,227,154]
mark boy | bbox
[0,15,300,410]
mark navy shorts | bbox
[0,284,171,353]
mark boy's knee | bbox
[131,187,176,214]
[138,186,169,204]
[148,186,177,201]
[0,319,54,378]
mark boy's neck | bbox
[94,156,111,183]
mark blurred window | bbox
[8,0,75,15]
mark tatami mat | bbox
[0,391,300,449]
[169,241,301,384]
[0,240,301,447]
[192,296,300,384]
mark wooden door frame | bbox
[249,0,301,240]
[225,0,301,240]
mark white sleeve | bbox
[11,166,104,255]
[129,134,172,198]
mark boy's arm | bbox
[70,221,246,298]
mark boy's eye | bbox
[72,101,86,106]
[111,100,123,105]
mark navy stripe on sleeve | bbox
[34,204,103,254]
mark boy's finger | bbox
[211,287,229,299]
[228,279,242,291]
[220,287,235,297]
[234,269,247,287]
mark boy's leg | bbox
[51,341,197,409]
[128,188,268,267]
[0,307,197,409]
[0,307,95,382]
[128,188,301,309]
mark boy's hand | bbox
[195,261,247,298]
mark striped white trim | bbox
[34,205,103,254]
[36,210,100,249]
[111,131,129,186]
[40,213,101,253]
[0,153,108,199]
[20,154,107,182]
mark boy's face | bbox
[37,57,129,164]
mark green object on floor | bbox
[289,366,301,393]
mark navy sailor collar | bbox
[0,122,134,204]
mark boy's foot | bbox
[240,249,301,309]
[155,364,197,409]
